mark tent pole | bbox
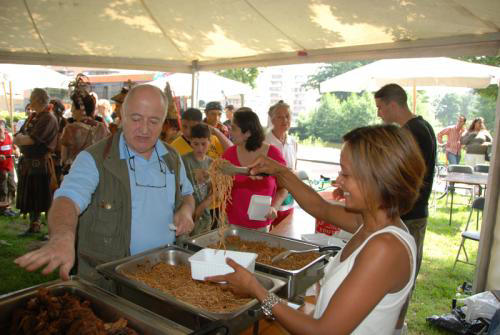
[191,60,199,108]
[1,81,9,114]
[473,82,500,293]
[9,81,13,131]
[412,82,417,114]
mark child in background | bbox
[181,124,214,236]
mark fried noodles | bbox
[208,158,234,250]
[121,263,251,313]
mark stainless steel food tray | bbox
[183,227,334,301]
[97,245,286,334]
[0,276,191,335]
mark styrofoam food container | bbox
[247,194,272,221]
[188,248,258,281]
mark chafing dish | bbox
[0,276,191,335]
[97,245,286,334]
[183,227,334,301]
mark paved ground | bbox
[296,144,340,180]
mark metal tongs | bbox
[217,161,269,177]
[271,245,341,264]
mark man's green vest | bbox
[77,130,182,291]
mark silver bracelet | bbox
[261,292,283,319]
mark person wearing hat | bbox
[109,87,129,134]
[204,101,230,138]
[171,108,232,159]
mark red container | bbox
[315,190,342,235]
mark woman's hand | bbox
[266,206,278,220]
[248,155,289,177]
[205,258,262,297]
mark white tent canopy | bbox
[0,63,70,93]
[320,57,500,93]
[0,1,499,71]
[146,72,252,102]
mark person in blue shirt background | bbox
[14,84,195,283]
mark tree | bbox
[433,93,475,126]
[291,92,377,143]
[459,56,500,100]
[216,68,259,89]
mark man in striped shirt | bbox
[437,115,466,165]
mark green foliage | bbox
[303,61,372,93]
[0,111,26,130]
[459,56,500,100]
[432,93,496,134]
[433,93,475,126]
[290,92,377,142]
[216,67,259,88]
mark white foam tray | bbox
[188,248,258,281]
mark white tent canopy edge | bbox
[1,32,499,72]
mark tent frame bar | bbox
[1,33,499,73]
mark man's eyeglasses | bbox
[125,144,167,188]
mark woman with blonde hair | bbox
[265,100,297,227]
[208,124,425,335]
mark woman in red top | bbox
[222,107,287,230]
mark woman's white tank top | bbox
[313,223,417,334]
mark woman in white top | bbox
[265,101,297,227]
[207,124,425,335]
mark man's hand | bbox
[173,209,194,236]
[14,234,75,280]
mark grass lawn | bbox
[0,195,480,334]
[407,193,479,334]
[0,213,58,294]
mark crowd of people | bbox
[7,80,490,334]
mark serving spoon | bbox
[271,245,341,264]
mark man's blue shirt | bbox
[55,133,193,255]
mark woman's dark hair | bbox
[71,92,96,117]
[190,123,210,139]
[233,107,264,151]
[182,108,202,121]
[468,117,485,132]
[50,99,65,118]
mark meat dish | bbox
[8,287,137,335]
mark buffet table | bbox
[1,191,338,335]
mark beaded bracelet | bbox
[261,292,283,319]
